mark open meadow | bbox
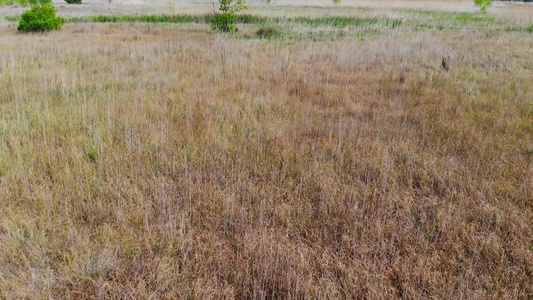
[0,0,532,299]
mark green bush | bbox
[65,0,82,3]
[17,4,63,32]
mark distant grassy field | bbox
[0,1,532,299]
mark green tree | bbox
[211,0,247,33]
[474,0,492,13]
[17,4,63,32]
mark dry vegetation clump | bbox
[0,21,532,299]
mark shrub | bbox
[256,25,281,39]
[65,0,82,3]
[17,4,63,32]
[211,0,247,33]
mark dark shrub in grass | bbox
[256,25,282,39]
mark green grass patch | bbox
[68,14,214,24]
[5,15,19,22]
[400,9,495,23]
[0,0,50,5]
[505,24,533,33]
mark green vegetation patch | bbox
[505,24,533,33]
[401,9,495,23]
[64,14,401,29]
[0,0,50,5]
[17,4,63,32]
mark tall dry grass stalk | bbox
[0,21,532,298]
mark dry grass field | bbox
[0,1,532,299]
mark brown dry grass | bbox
[0,10,532,300]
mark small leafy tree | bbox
[17,4,63,32]
[474,0,492,13]
[211,0,247,33]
